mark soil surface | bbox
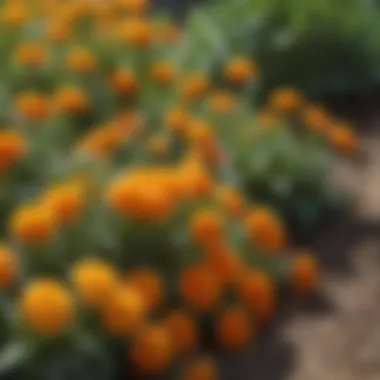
[220,103,380,380]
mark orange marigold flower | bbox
[269,87,304,113]
[181,73,210,101]
[164,107,190,133]
[164,310,199,354]
[130,324,173,375]
[150,61,176,85]
[41,183,85,223]
[205,243,244,285]
[216,306,253,349]
[1,2,27,28]
[110,68,137,95]
[0,244,17,288]
[215,186,246,218]
[16,91,50,121]
[0,130,25,173]
[14,43,46,67]
[244,208,286,252]
[238,270,276,321]
[102,285,146,335]
[190,209,224,246]
[292,252,318,295]
[71,259,119,308]
[208,91,237,113]
[46,19,71,42]
[301,104,331,132]
[127,268,164,311]
[10,204,57,245]
[187,119,215,148]
[180,264,222,312]
[65,47,97,73]
[20,279,74,335]
[328,124,358,154]
[181,357,218,380]
[224,56,256,84]
[55,85,88,115]
[118,18,151,47]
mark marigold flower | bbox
[118,18,151,47]
[115,0,149,14]
[71,259,119,308]
[127,268,164,311]
[14,43,46,67]
[224,56,256,84]
[215,186,246,218]
[244,208,286,252]
[292,252,318,295]
[216,306,253,349]
[163,310,198,354]
[180,264,222,312]
[65,47,97,73]
[187,119,215,148]
[190,209,224,246]
[208,91,237,113]
[41,183,85,223]
[110,68,137,95]
[150,61,176,85]
[10,204,57,245]
[301,105,331,132]
[181,357,218,380]
[46,19,71,42]
[238,270,276,321]
[269,87,304,113]
[55,85,88,115]
[15,91,50,121]
[328,124,358,154]
[20,279,74,335]
[164,107,190,133]
[0,244,17,288]
[0,130,25,173]
[1,2,27,27]
[181,73,210,101]
[130,324,173,375]
[102,285,146,335]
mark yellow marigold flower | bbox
[55,85,88,115]
[292,252,318,295]
[71,259,119,308]
[65,47,97,73]
[216,306,253,349]
[14,43,46,67]
[224,56,256,84]
[181,357,218,380]
[41,183,85,223]
[164,310,199,354]
[15,91,50,121]
[127,268,164,312]
[118,18,151,47]
[328,123,358,154]
[110,68,137,95]
[150,61,176,85]
[0,244,17,288]
[238,270,276,321]
[180,264,222,312]
[269,87,304,113]
[10,204,57,245]
[0,130,26,174]
[244,207,287,252]
[208,91,237,113]
[20,279,74,335]
[181,72,210,101]
[1,2,27,28]
[102,285,146,336]
[130,324,173,375]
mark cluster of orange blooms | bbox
[0,0,356,379]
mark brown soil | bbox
[220,106,380,380]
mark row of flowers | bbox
[0,0,356,379]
